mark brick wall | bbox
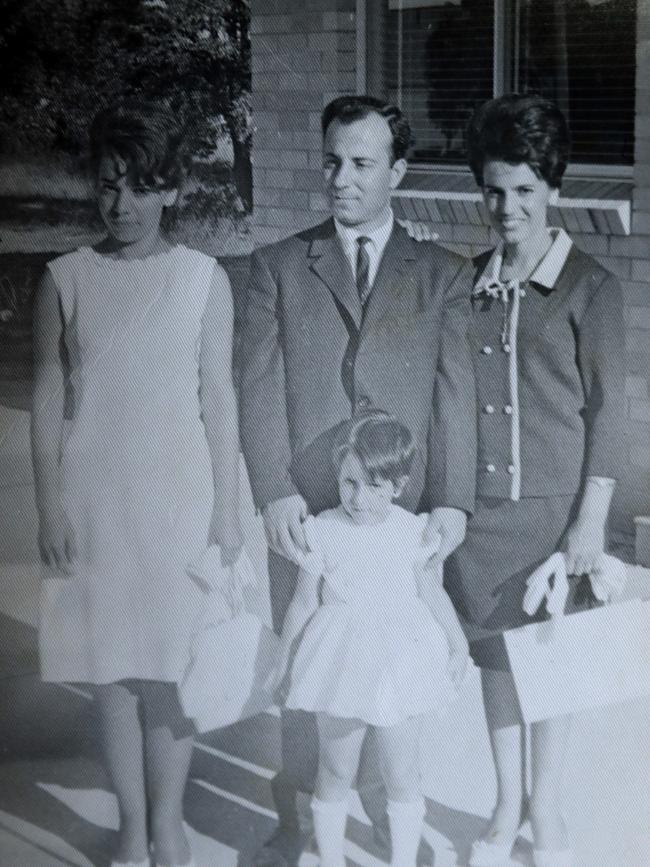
[249,0,650,536]
[249,0,357,248]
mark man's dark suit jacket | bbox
[239,218,476,516]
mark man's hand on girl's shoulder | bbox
[263,493,309,562]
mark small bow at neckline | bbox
[472,276,519,301]
[472,274,521,351]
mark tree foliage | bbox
[0,0,252,208]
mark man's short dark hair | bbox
[321,95,412,163]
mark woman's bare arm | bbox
[31,270,76,572]
[199,263,242,565]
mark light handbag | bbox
[179,546,279,732]
[504,553,650,723]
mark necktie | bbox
[356,236,371,304]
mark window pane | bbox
[515,0,636,166]
[366,0,494,165]
[367,0,636,170]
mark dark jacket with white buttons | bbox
[240,218,477,514]
[471,243,625,499]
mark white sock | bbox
[311,796,349,867]
[387,798,426,866]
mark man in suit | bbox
[240,95,476,866]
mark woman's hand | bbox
[208,508,243,567]
[219,542,242,568]
[564,476,615,577]
[266,658,290,705]
[38,502,77,575]
[564,516,605,577]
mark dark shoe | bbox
[252,826,305,867]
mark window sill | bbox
[394,170,632,235]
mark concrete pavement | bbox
[2,402,649,866]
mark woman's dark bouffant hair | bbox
[466,94,571,189]
[333,411,416,487]
[321,95,413,163]
[89,101,187,190]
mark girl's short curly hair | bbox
[89,101,187,190]
[332,410,416,487]
[466,93,571,189]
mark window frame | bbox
[357,0,634,180]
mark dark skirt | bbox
[444,493,599,671]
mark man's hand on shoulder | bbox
[424,506,467,570]
[263,494,309,562]
[397,218,439,243]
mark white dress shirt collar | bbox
[334,210,395,289]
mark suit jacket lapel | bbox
[362,224,418,330]
[307,219,363,329]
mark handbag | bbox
[179,546,279,732]
[504,552,650,723]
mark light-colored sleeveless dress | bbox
[39,244,217,684]
[285,505,456,727]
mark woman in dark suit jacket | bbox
[444,94,625,867]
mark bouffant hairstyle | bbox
[332,411,416,487]
[321,95,413,163]
[466,93,571,189]
[89,101,187,190]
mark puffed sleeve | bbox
[578,273,626,479]
[412,512,441,567]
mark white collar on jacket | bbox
[475,227,573,293]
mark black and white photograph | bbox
[1,1,649,865]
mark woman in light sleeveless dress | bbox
[31,102,241,867]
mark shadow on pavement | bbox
[0,610,527,866]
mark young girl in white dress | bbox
[31,102,242,867]
[274,412,470,867]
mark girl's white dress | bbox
[285,505,455,727]
[39,245,217,685]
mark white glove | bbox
[523,551,627,617]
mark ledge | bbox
[393,171,632,235]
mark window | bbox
[366,0,636,172]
